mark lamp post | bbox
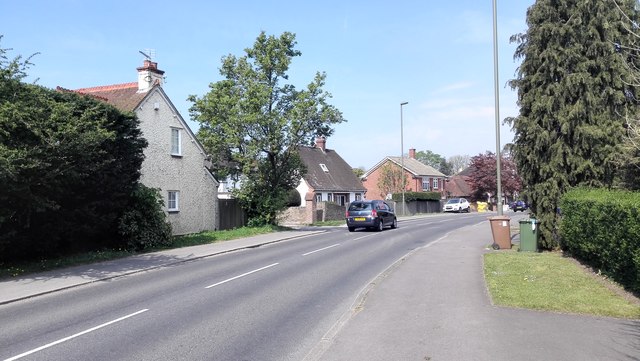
[400,101,408,216]
[492,0,503,216]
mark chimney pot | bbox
[409,148,416,159]
[315,136,326,152]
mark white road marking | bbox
[205,263,279,289]
[302,244,340,256]
[3,309,149,361]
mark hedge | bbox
[559,188,640,293]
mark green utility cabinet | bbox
[519,218,539,252]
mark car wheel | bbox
[391,218,397,229]
[348,227,355,232]
[376,219,384,232]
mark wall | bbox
[137,90,218,235]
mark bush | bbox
[391,191,441,202]
[559,188,640,292]
[118,184,172,250]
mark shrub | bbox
[391,191,441,202]
[118,184,172,250]
[560,188,640,292]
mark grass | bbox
[484,251,640,319]
[0,225,286,279]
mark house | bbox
[280,137,366,224]
[361,148,447,199]
[57,60,218,235]
[444,167,474,200]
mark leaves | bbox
[190,31,345,224]
[507,0,639,248]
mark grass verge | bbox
[0,225,286,279]
[484,251,640,319]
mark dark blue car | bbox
[512,200,528,212]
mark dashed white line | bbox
[302,244,340,256]
[3,309,149,361]
[205,263,280,289]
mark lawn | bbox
[484,251,640,319]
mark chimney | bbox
[315,136,326,152]
[137,60,165,92]
[409,148,416,159]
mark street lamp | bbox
[400,101,408,216]
[492,0,503,215]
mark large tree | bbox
[507,0,640,249]
[468,151,521,203]
[189,32,345,225]
[0,40,147,261]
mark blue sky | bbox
[1,0,534,170]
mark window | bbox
[433,178,439,190]
[327,193,333,202]
[336,195,346,206]
[168,191,179,212]
[171,128,182,156]
[315,193,322,203]
[319,163,329,172]
[355,193,362,201]
[422,180,430,191]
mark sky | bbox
[1,0,535,170]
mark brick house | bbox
[58,60,219,235]
[361,148,447,199]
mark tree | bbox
[614,0,640,190]
[468,151,521,203]
[352,167,365,178]
[376,163,407,199]
[189,32,345,225]
[448,154,470,174]
[507,0,640,249]
[0,41,147,261]
[414,150,452,175]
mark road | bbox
[0,213,488,361]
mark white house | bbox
[58,60,218,235]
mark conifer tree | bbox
[507,0,640,249]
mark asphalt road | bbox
[0,213,488,361]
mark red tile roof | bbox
[56,82,147,112]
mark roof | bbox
[364,156,446,178]
[298,145,366,192]
[445,174,473,197]
[58,82,147,112]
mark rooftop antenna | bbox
[138,49,156,61]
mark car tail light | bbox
[345,210,349,218]
[371,209,378,218]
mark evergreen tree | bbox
[507,0,640,249]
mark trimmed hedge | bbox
[559,188,640,293]
[391,191,441,202]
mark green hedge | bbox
[559,188,640,293]
[391,191,441,202]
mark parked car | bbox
[443,198,471,213]
[345,200,397,232]
[512,200,528,212]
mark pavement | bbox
[2,217,639,360]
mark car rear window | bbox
[349,202,372,211]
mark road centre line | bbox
[302,244,340,256]
[3,309,149,361]
[205,263,280,289]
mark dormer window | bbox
[319,163,329,172]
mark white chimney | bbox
[137,60,165,92]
